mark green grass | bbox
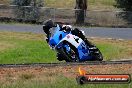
[0,31,131,64]
[0,32,57,64]
[0,40,56,63]
[96,43,125,60]
[93,39,132,60]
[0,74,131,88]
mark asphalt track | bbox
[0,24,132,40]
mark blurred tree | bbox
[12,0,44,7]
[115,0,132,25]
[75,0,87,24]
[115,0,132,11]
[12,0,44,21]
[12,0,31,6]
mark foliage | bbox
[115,0,132,25]
[12,0,44,7]
[115,0,132,11]
[12,0,31,6]
[12,0,44,21]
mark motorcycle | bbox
[43,20,103,62]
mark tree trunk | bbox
[75,0,87,24]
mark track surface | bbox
[0,24,132,40]
[0,60,132,68]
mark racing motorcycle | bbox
[43,20,103,62]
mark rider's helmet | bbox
[43,19,54,28]
[43,19,54,34]
[62,25,73,32]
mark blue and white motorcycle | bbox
[43,20,103,62]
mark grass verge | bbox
[0,76,131,88]
[0,31,57,64]
[91,38,132,60]
[0,65,131,88]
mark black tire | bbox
[56,53,64,61]
[92,48,103,61]
[97,50,103,61]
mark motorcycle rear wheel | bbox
[92,49,103,61]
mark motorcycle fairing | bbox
[55,34,92,61]
[57,34,83,48]
[49,24,69,48]
[77,42,92,61]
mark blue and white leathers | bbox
[48,24,93,61]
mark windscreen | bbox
[49,27,57,37]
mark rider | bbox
[62,25,91,46]
[71,28,92,46]
[43,19,54,43]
